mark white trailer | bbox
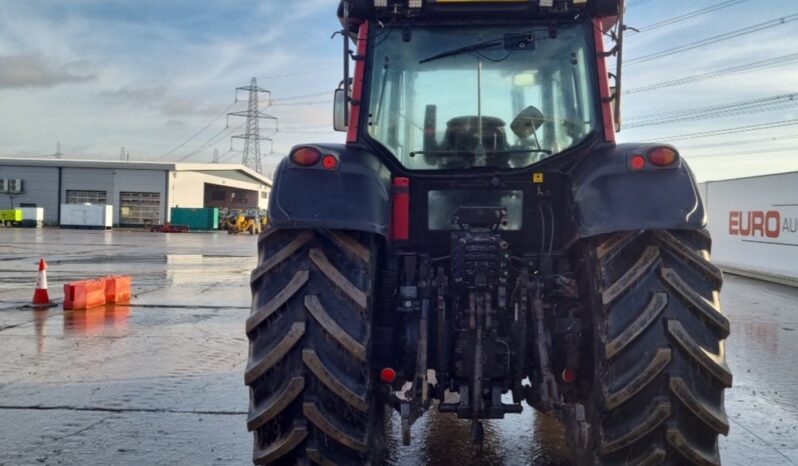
[702,171,798,285]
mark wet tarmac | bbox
[0,229,796,465]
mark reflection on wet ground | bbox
[63,304,131,335]
[385,406,571,466]
[1,229,797,465]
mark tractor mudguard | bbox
[268,144,392,236]
[570,143,706,238]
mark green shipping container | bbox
[170,207,220,230]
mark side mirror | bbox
[333,88,348,132]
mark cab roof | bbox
[339,0,620,23]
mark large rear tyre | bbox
[577,229,731,465]
[246,228,384,465]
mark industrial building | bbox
[0,158,272,226]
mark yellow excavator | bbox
[224,210,268,235]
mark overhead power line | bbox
[277,129,338,134]
[624,52,798,94]
[261,65,339,80]
[271,91,334,102]
[174,123,244,162]
[627,13,798,66]
[654,118,798,141]
[155,101,237,160]
[624,93,798,128]
[280,124,329,130]
[272,100,329,107]
[628,0,657,9]
[634,0,748,33]
[679,133,798,150]
[217,149,241,163]
[685,146,798,158]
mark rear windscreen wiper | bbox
[419,32,536,64]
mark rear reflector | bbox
[291,147,321,166]
[380,367,396,383]
[648,147,679,167]
[392,177,410,240]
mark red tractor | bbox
[245,1,730,464]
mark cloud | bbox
[0,54,95,89]
[103,85,227,117]
[165,119,188,129]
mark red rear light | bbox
[321,154,338,170]
[562,368,577,384]
[630,154,646,170]
[291,147,321,166]
[648,147,679,167]
[380,367,396,383]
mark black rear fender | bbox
[570,143,706,239]
[268,144,392,236]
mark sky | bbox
[0,0,796,181]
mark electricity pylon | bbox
[227,77,277,173]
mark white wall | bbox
[704,172,798,283]
[0,166,59,225]
[169,172,206,209]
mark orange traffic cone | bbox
[32,258,51,307]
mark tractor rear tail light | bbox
[291,147,321,166]
[321,154,339,170]
[630,154,646,170]
[648,147,679,167]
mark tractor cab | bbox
[334,0,624,165]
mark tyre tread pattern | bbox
[246,228,378,465]
[309,248,367,309]
[605,292,667,359]
[604,348,671,409]
[667,320,732,387]
[302,349,368,411]
[245,322,305,385]
[600,401,671,454]
[305,295,366,362]
[253,427,308,465]
[247,377,305,431]
[666,428,720,466]
[587,229,730,466]
[601,245,659,305]
[661,268,730,338]
[669,378,729,435]
[303,402,368,453]
[247,271,309,333]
